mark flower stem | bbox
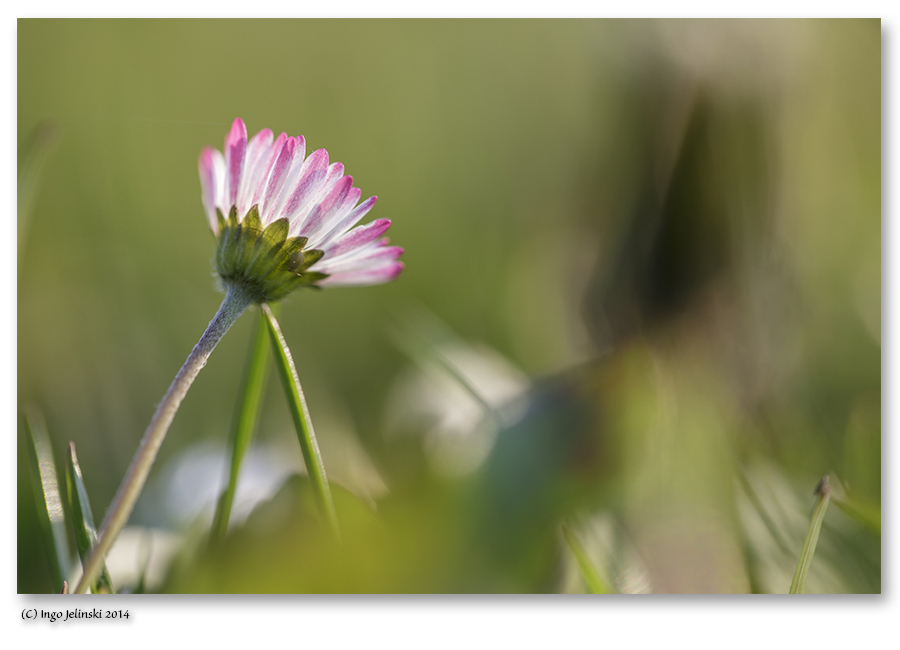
[74,286,253,594]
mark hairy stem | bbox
[75,287,252,594]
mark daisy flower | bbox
[199,118,403,302]
[76,118,398,592]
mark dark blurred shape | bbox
[584,78,772,351]
[472,364,614,591]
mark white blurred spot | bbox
[68,526,180,594]
[386,336,529,477]
[158,440,296,528]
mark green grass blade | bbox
[211,309,272,540]
[23,406,70,593]
[262,303,340,541]
[65,442,114,594]
[561,524,612,594]
[789,476,832,594]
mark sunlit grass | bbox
[789,476,832,595]
[66,442,114,594]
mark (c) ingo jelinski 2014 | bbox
[41,608,131,622]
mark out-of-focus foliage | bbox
[18,19,880,593]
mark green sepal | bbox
[242,204,262,231]
[246,217,289,280]
[214,205,328,302]
[294,271,329,286]
[215,208,227,235]
[235,205,263,273]
[303,249,325,268]
[215,205,242,278]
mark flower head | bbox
[199,118,403,302]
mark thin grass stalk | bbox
[211,309,272,540]
[65,442,114,593]
[789,476,832,594]
[261,303,340,541]
[561,524,612,594]
[23,406,70,593]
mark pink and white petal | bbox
[261,136,303,220]
[296,175,354,239]
[313,245,404,275]
[223,118,247,209]
[276,148,330,227]
[199,147,225,234]
[236,128,274,215]
[308,186,361,248]
[306,161,345,205]
[248,132,288,211]
[322,218,392,259]
[322,162,345,190]
[265,137,312,222]
[314,196,379,249]
[276,135,308,195]
[310,187,368,248]
[318,261,404,287]
[289,160,338,213]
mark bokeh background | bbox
[18,19,880,593]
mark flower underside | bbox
[215,204,328,303]
[201,118,403,298]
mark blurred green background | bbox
[18,19,880,593]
